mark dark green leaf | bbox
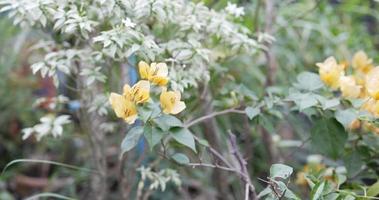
[121,126,143,155]
[311,118,348,159]
[170,127,196,152]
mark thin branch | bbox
[187,163,237,173]
[228,131,258,200]
[184,108,246,128]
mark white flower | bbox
[122,18,136,28]
[225,2,245,18]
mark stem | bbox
[184,108,246,128]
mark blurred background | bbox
[0,0,378,199]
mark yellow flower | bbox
[362,98,379,116]
[352,51,373,74]
[138,61,169,86]
[366,67,379,100]
[160,88,186,114]
[124,80,150,104]
[339,76,361,98]
[109,93,138,124]
[316,57,345,89]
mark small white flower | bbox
[122,18,136,28]
[225,2,245,18]
[21,115,71,141]
[22,128,34,140]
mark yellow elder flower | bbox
[124,80,150,104]
[160,88,186,114]
[109,93,138,124]
[339,76,361,98]
[109,80,150,124]
[352,51,373,74]
[362,98,379,116]
[316,57,345,89]
[366,67,379,100]
[138,61,169,86]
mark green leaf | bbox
[154,114,183,131]
[335,109,357,129]
[293,72,324,91]
[197,138,209,147]
[245,106,260,120]
[144,126,165,150]
[368,180,379,197]
[257,187,272,199]
[137,102,161,122]
[288,90,318,111]
[320,98,340,110]
[171,153,190,164]
[170,127,196,152]
[121,126,143,154]
[311,181,325,200]
[311,118,348,159]
[270,164,293,179]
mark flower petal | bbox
[138,61,150,79]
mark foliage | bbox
[0,0,378,200]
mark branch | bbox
[184,108,246,128]
[187,163,237,173]
[228,131,258,200]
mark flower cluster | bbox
[109,61,186,124]
[316,51,379,117]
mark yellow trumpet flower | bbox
[109,93,138,124]
[138,61,169,86]
[109,80,150,124]
[316,56,345,89]
[339,76,361,98]
[124,80,150,104]
[366,67,379,100]
[352,51,373,74]
[160,88,186,114]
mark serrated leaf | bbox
[121,126,144,155]
[144,126,165,150]
[170,127,196,153]
[270,164,293,179]
[245,106,260,120]
[171,153,190,164]
[154,114,183,131]
[311,118,347,159]
[311,181,325,200]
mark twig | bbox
[228,131,258,200]
[184,108,246,128]
[283,137,311,159]
[187,163,237,173]
[245,183,250,200]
